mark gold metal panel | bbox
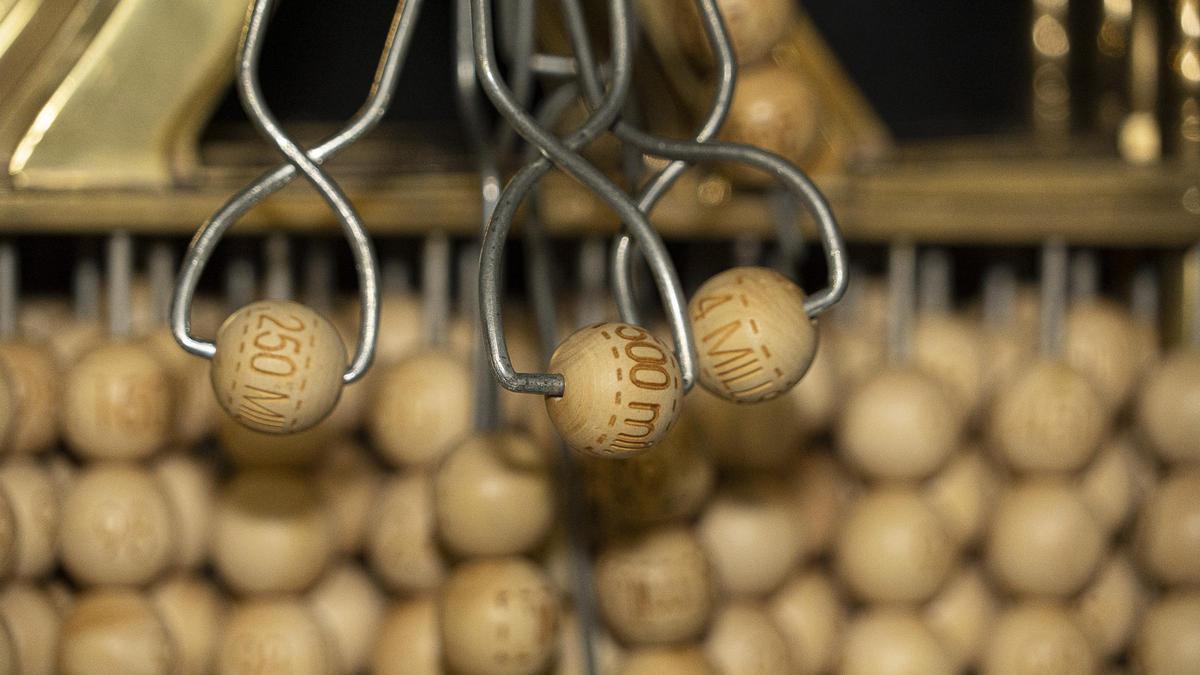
[7,0,246,188]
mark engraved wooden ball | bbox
[0,341,59,454]
[211,300,347,434]
[833,486,957,604]
[57,589,174,675]
[440,557,560,675]
[218,599,334,675]
[371,598,441,675]
[59,463,176,586]
[704,603,793,675]
[546,322,683,457]
[1137,349,1200,464]
[63,341,173,459]
[594,526,714,645]
[767,569,846,675]
[689,267,816,402]
[840,607,954,675]
[981,603,1097,675]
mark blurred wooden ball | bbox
[62,342,173,459]
[719,66,824,185]
[988,359,1108,473]
[981,603,1097,675]
[315,440,381,555]
[823,324,885,392]
[923,566,997,672]
[1137,349,1200,464]
[142,329,219,445]
[340,291,423,368]
[584,415,714,526]
[673,0,795,66]
[151,575,223,675]
[371,597,441,675]
[152,452,214,570]
[840,607,953,675]
[211,469,333,594]
[435,431,555,557]
[1074,554,1146,661]
[58,589,173,675]
[787,452,857,558]
[1064,300,1141,411]
[704,602,792,675]
[211,300,346,434]
[922,447,1000,548]
[0,364,12,453]
[1078,436,1143,535]
[986,478,1105,597]
[546,323,683,457]
[834,486,957,603]
[913,313,986,419]
[217,413,333,467]
[365,471,445,593]
[0,341,59,453]
[0,615,13,674]
[0,458,58,578]
[440,557,560,675]
[980,325,1036,403]
[689,267,816,402]
[60,463,175,586]
[556,610,625,675]
[692,387,806,468]
[307,562,385,675]
[0,583,60,675]
[697,476,805,597]
[1135,467,1200,586]
[595,526,713,645]
[367,349,473,468]
[1133,592,1200,675]
[837,368,962,481]
[767,569,846,675]
[218,599,333,675]
[0,478,15,577]
[619,646,715,675]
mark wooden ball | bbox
[980,326,1036,402]
[1137,349,1200,464]
[719,66,824,185]
[307,562,385,675]
[367,349,473,468]
[0,341,59,453]
[595,526,713,645]
[58,589,173,675]
[18,297,72,339]
[823,324,885,391]
[217,413,334,467]
[673,0,795,66]
[0,363,12,453]
[913,313,986,419]
[1135,467,1200,586]
[440,557,560,675]
[315,440,381,555]
[1133,592,1200,675]
[60,463,175,586]
[837,368,962,481]
[692,387,806,468]
[988,359,1108,473]
[47,320,105,368]
[218,599,334,675]
[211,469,333,594]
[697,476,805,597]
[584,415,714,526]
[151,575,224,675]
[922,447,1001,547]
[434,431,555,557]
[1064,300,1141,410]
[986,478,1105,597]
[767,569,846,675]
[785,330,839,436]
[0,614,14,674]
[371,598,441,675]
[152,453,214,569]
[0,481,15,577]
[211,300,346,434]
[143,329,219,445]
[833,486,957,603]
[365,471,445,593]
[704,602,792,675]
[1074,554,1146,660]
[840,607,953,675]
[689,267,816,402]
[787,452,857,558]
[0,583,60,675]
[546,322,683,457]
[0,458,58,578]
[1078,436,1142,534]
[556,610,626,675]
[339,291,423,368]
[981,603,1097,675]
[62,342,173,459]
[923,566,997,672]
[619,646,715,675]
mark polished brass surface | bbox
[4,0,245,188]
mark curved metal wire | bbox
[563,0,848,319]
[472,0,698,396]
[171,0,424,384]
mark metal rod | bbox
[0,241,16,339]
[1070,249,1100,301]
[422,233,451,348]
[74,243,101,322]
[107,232,133,339]
[886,241,917,365]
[983,264,1018,328]
[148,241,175,326]
[918,248,952,314]
[224,254,257,312]
[263,233,293,301]
[303,240,335,312]
[578,237,608,327]
[1040,238,1070,356]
